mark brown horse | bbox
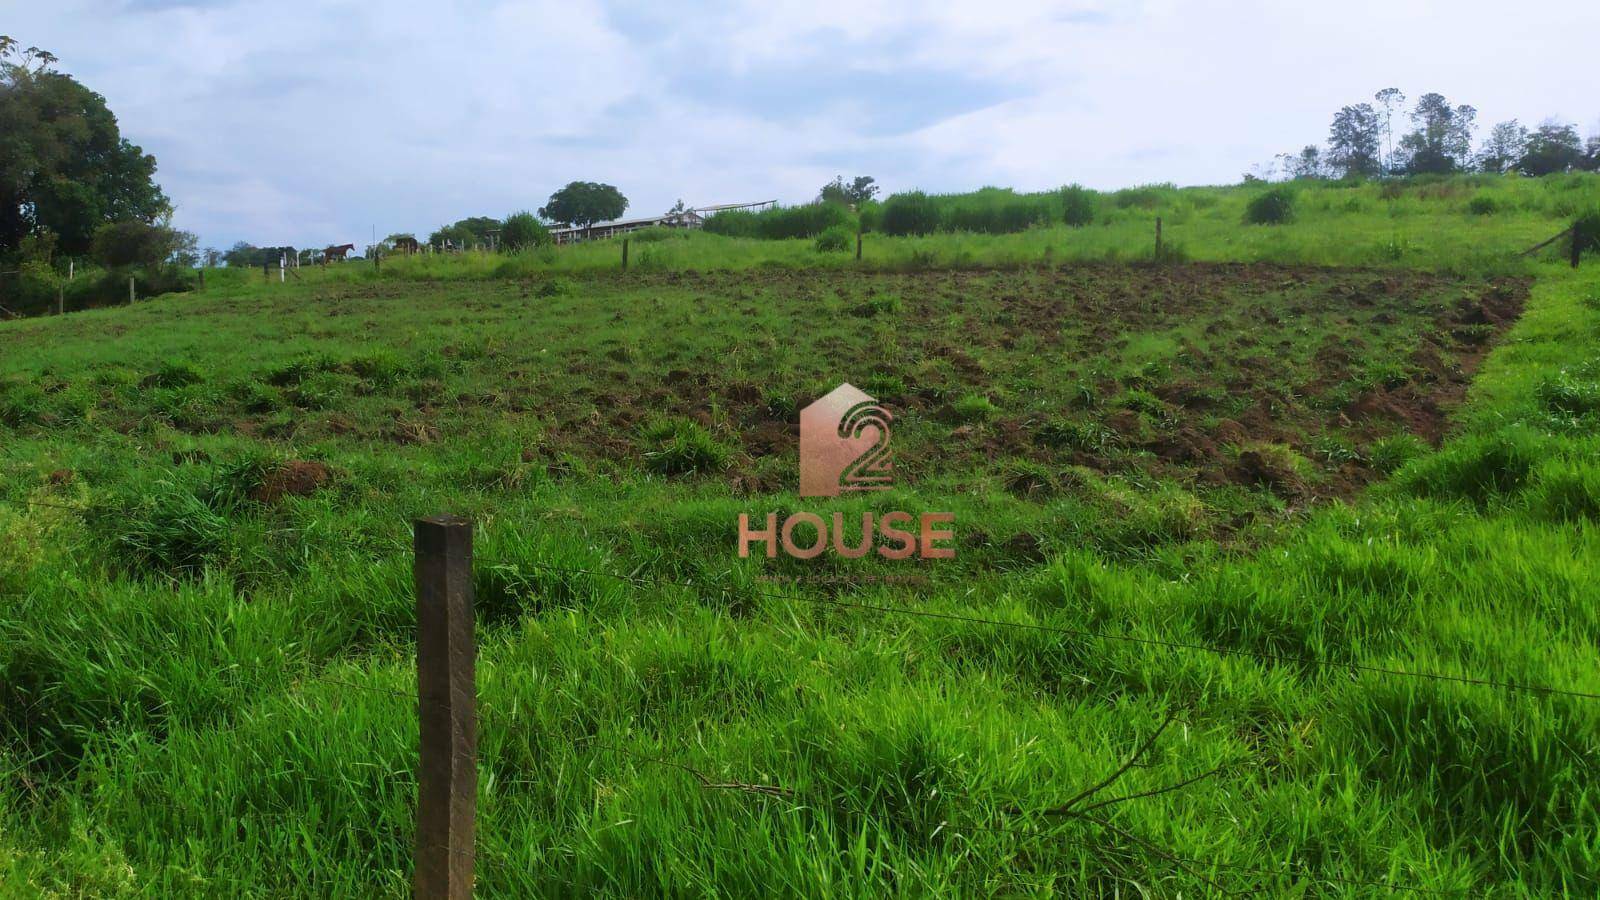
[323,244,355,263]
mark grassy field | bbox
[1,175,1599,896]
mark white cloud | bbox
[7,0,1599,249]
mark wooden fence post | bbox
[856,231,862,262]
[1155,217,1163,259]
[128,276,135,303]
[198,268,205,291]
[622,238,630,271]
[56,285,64,316]
[414,515,476,900]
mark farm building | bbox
[547,209,705,245]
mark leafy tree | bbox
[0,37,169,256]
[1398,93,1476,175]
[1327,104,1382,178]
[1278,145,1324,180]
[500,211,550,251]
[89,220,186,268]
[222,241,259,268]
[538,182,628,236]
[1585,135,1600,173]
[1518,121,1584,176]
[1477,120,1527,174]
[819,176,879,206]
[1374,88,1406,174]
[201,247,221,268]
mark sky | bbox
[8,0,1599,251]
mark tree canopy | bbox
[0,36,169,257]
[538,182,628,231]
[818,175,879,206]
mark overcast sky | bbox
[10,1,1599,251]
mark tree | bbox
[202,247,221,268]
[1584,134,1600,173]
[222,241,259,268]
[0,36,169,256]
[1398,93,1476,175]
[818,175,879,206]
[89,220,185,268]
[1518,121,1584,176]
[500,211,550,251]
[1477,120,1527,174]
[1374,88,1406,174]
[538,182,628,236]
[1327,104,1382,178]
[1278,145,1324,180]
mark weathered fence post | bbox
[375,251,382,273]
[622,238,630,271]
[128,276,135,303]
[198,268,205,291]
[414,515,476,900]
[1155,217,1163,260]
[856,231,863,262]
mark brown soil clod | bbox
[251,460,335,503]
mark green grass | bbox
[2,174,1599,896]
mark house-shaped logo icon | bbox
[799,383,893,498]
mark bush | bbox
[1060,184,1097,227]
[501,211,550,251]
[881,191,942,236]
[815,225,854,253]
[90,220,182,268]
[702,204,852,240]
[1244,187,1296,225]
[1466,195,1499,216]
[941,189,1048,234]
[1574,209,1600,257]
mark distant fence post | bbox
[622,238,630,271]
[1574,224,1583,269]
[856,231,862,262]
[414,515,476,900]
[198,268,205,291]
[1155,217,1163,259]
[375,251,382,273]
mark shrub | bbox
[1060,184,1097,227]
[90,220,183,268]
[881,191,942,236]
[702,209,759,238]
[942,189,1048,234]
[1244,187,1296,225]
[1574,208,1600,257]
[501,211,551,251]
[1466,195,1499,216]
[815,225,854,253]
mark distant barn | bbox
[547,209,705,245]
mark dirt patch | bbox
[251,460,335,503]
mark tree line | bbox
[1262,89,1600,180]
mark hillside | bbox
[2,175,1599,896]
